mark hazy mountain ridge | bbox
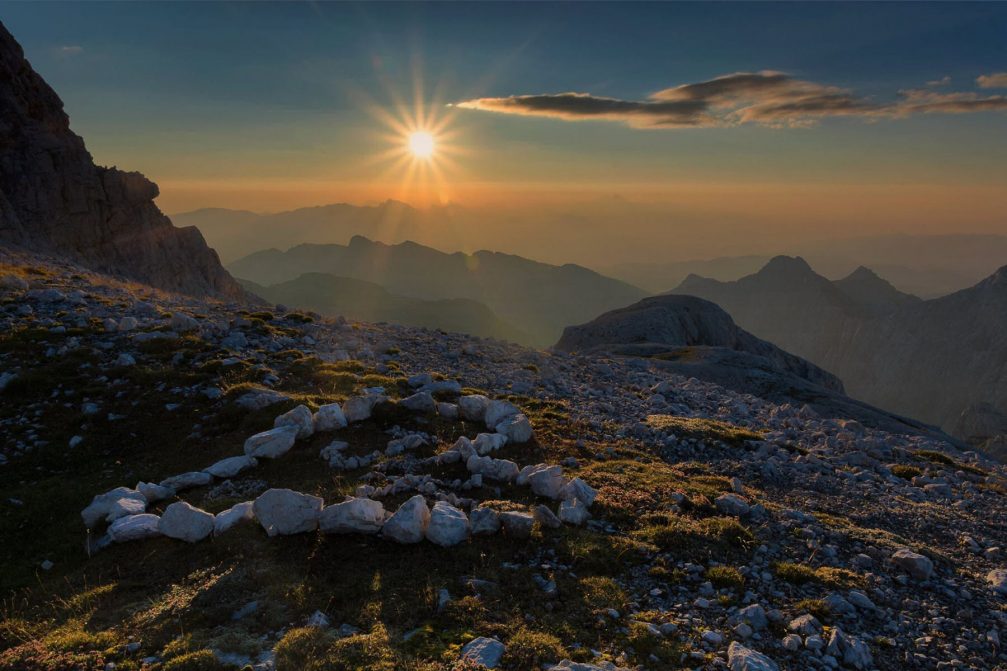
[671,256,1007,447]
[0,23,243,300]
[229,236,648,346]
[240,273,528,342]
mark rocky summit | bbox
[1,246,1006,671]
[0,22,244,300]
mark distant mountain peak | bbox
[845,265,881,281]
[758,255,815,276]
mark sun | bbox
[408,131,435,159]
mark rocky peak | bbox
[0,21,245,300]
[757,255,816,278]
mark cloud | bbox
[977,72,1007,89]
[926,76,951,87]
[455,71,1007,129]
[59,45,84,55]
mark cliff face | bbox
[0,22,244,299]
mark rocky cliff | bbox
[0,22,244,299]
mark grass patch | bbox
[645,415,764,445]
[706,565,745,590]
[890,464,922,480]
[773,562,865,589]
[914,450,985,476]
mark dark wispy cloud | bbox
[455,71,1007,129]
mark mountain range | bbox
[670,256,1007,448]
[230,237,648,346]
[241,273,528,342]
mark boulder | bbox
[891,548,934,580]
[425,501,470,547]
[825,628,873,670]
[236,389,291,411]
[244,425,299,459]
[533,504,562,529]
[499,511,535,539]
[254,489,324,537]
[458,395,490,422]
[495,413,533,443]
[106,496,146,523]
[437,402,459,420]
[788,614,821,636]
[274,404,314,439]
[382,495,430,544]
[159,501,214,543]
[214,501,255,535]
[527,465,567,499]
[484,400,520,429]
[136,481,174,503]
[470,506,501,535]
[558,498,591,526]
[343,395,380,423]
[159,471,213,492]
[320,441,350,466]
[986,568,1007,594]
[727,641,779,671]
[715,493,751,517]
[399,391,436,414]
[460,637,505,669]
[313,403,348,432]
[108,514,162,543]
[82,487,147,528]
[170,312,200,332]
[467,455,519,482]
[559,477,597,507]
[320,497,385,534]
[204,455,257,478]
[473,433,508,455]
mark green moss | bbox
[890,464,922,480]
[773,562,864,588]
[160,650,226,671]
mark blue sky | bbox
[2,2,1006,214]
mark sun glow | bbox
[359,65,468,206]
[408,131,435,159]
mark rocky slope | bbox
[0,22,243,300]
[670,257,1007,451]
[229,236,648,347]
[1,248,1006,671]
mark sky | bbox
[3,1,1006,247]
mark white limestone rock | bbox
[159,471,213,492]
[400,391,436,414]
[473,433,507,455]
[727,641,779,671]
[254,488,324,536]
[108,514,162,543]
[466,454,519,482]
[716,493,751,517]
[891,548,934,580]
[274,404,314,439]
[313,403,348,432]
[470,506,501,535]
[437,402,459,420]
[460,636,505,669]
[495,413,532,443]
[214,501,255,535]
[382,495,430,544]
[320,497,385,535]
[204,455,257,478]
[527,465,567,499]
[136,481,174,503]
[533,504,562,529]
[484,400,520,429]
[425,501,470,547]
[244,425,299,459]
[559,477,597,507]
[159,501,214,543]
[499,511,535,539]
[558,498,591,526]
[82,487,146,528]
[458,395,490,422]
[343,395,381,423]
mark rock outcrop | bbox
[0,22,244,299]
[554,294,843,392]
